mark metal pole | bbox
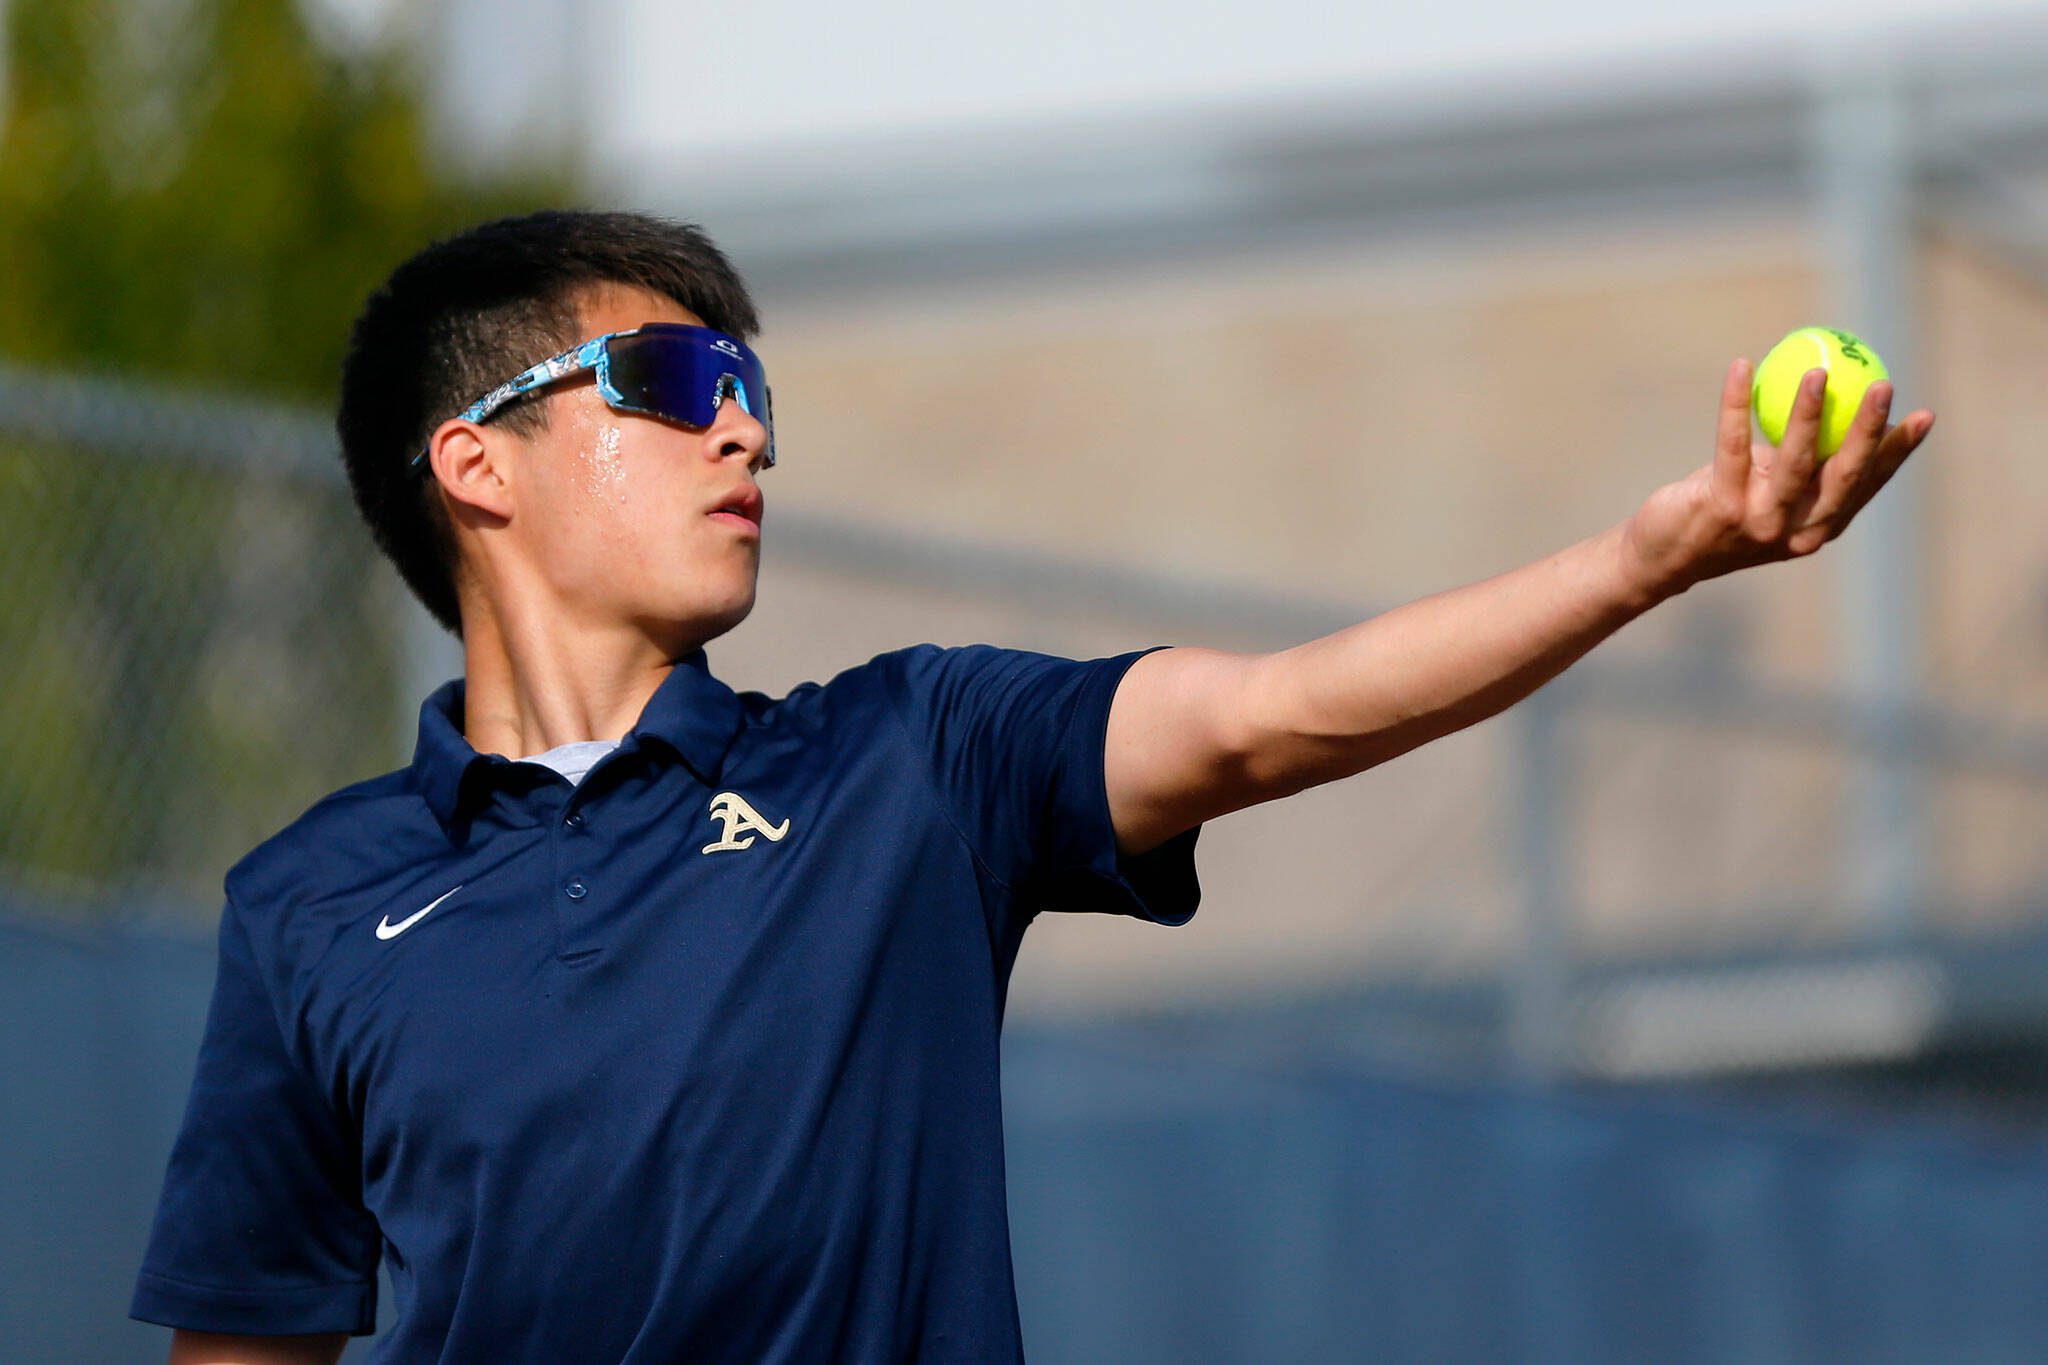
[1815,58,1928,943]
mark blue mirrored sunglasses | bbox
[408,323,774,474]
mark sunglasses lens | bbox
[604,328,775,464]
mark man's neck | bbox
[457,604,690,760]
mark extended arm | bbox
[1106,359,1936,855]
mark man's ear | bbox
[424,419,516,523]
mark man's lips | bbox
[708,485,764,533]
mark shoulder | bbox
[846,642,1068,704]
[757,644,1159,727]
[774,644,1128,744]
[737,643,1011,725]
[222,766,423,920]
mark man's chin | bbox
[639,592,756,653]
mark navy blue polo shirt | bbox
[132,643,1201,1361]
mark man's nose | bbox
[707,379,771,472]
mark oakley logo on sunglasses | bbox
[711,339,742,357]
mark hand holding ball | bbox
[1620,324,1931,597]
[1751,326,1888,458]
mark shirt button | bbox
[564,879,588,900]
[564,812,585,830]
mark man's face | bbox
[499,283,770,653]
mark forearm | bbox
[1108,362,1932,855]
[1237,519,1668,795]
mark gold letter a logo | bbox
[701,791,792,855]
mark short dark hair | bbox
[337,209,761,634]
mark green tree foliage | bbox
[0,0,565,399]
[0,0,570,912]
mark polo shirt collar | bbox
[632,649,747,778]
[410,650,745,828]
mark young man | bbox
[131,210,1933,1363]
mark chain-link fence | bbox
[0,367,403,917]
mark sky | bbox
[600,0,2048,158]
[312,0,2048,205]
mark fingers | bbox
[1844,377,1896,456]
[1788,400,1934,553]
[1711,358,1754,503]
[1766,367,1827,505]
[1801,379,1895,527]
[1705,355,1932,563]
[1840,407,1935,523]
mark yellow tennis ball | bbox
[1751,326,1888,458]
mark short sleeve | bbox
[130,896,381,1336]
[884,643,1201,925]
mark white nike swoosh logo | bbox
[377,885,462,941]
